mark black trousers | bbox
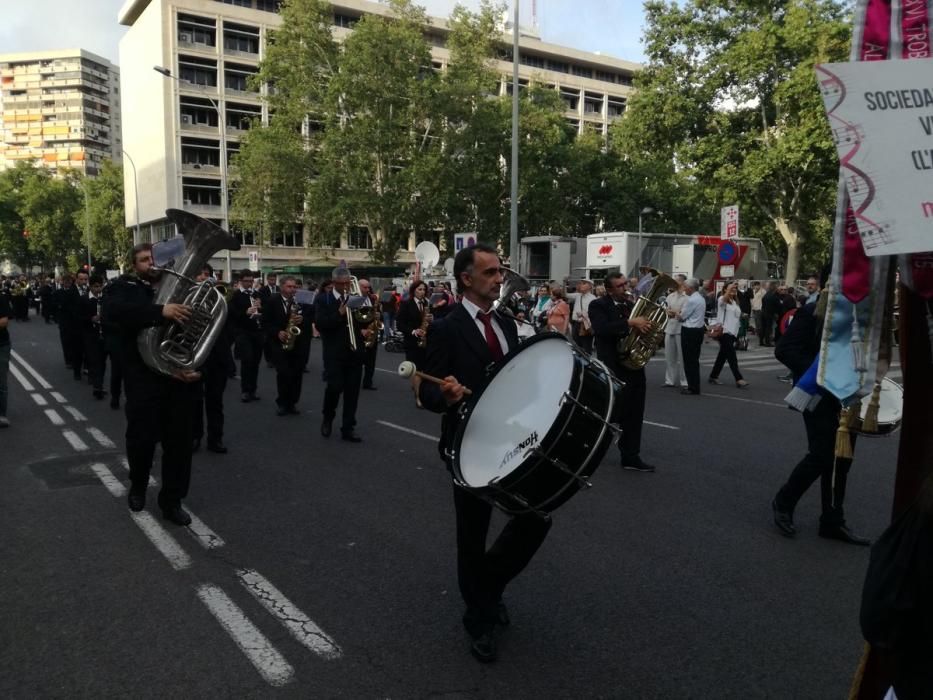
[710,333,743,381]
[105,336,123,402]
[681,327,704,393]
[193,364,227,445]
[760,313,775,345]
[453,484,552,628]
[235,332,263,395]
[125,373,195,507]
[82,330,105,391]
[615,366,646,462]
[775,396,854,526]
[275,349,305,409]
[572,323,594,353]
[67,328,84,379]
[362,342,377,387]
[323,361,362,434]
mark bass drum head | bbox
[858,377,903,436]
[457,335,575,488]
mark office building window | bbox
[334,13,358,28]
[230,222,257,246]
[256,0,281,10]
[347,226,372,249]
[178,14,216,47]
[178,55,217,87]
[181,137,220,168]
[183,177,222,206]
[272,224,303,247]
[572,65,593,79]
[520,54,545,69]
[226,102,260,130]
[180,96,219,127]
[224,63,258,92]
[221,0,252,7]
[223,22,260,54]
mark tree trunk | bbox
[774,217,800,285]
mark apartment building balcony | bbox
[177,38,218,56]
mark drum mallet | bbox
[397,361,472,396]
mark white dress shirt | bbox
[712,298,742,336]
[664,291,686,335]
[680,292,706,329]
[571,292,596,323]
[460,296,510,353]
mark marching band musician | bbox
[357,278,378,391]
[419,243,551,664]
[313,268,367,442]
[261,275,305,417]
[77,274,107,400]
[104,243,199,526]
[230,270,263,402]
[589,271,656,472]
[397,280,430,405]
[55,271,85,378]
[191,263,231,453]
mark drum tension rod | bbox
[559,391,622,433]
[530,449,593,490]
[486,478,551,521]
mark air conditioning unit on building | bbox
[181,114,191,125]
[179,32,192,43]
[184,199,193,206]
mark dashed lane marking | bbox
[64,406,86,422]
[8,363,35,392]
[238,569,342,660]
[377,420,436,441]
[130,511,192,571]
[50,392,67,404]
[61,429,89,452]
[10,350,52,389]
[90,463,127,498]
[196,584,295,687]
[31,393,48,406]
[44,409,65,426]
[186,513,226,550]
[87,427,116,448]
[644,420,679,430]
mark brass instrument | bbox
[617,268,677,370]
[416,301,430,349]
[282,298,302,351]
[364,298,383,350]
[494,267,532,324]
[343,275,366,353]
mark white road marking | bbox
[238,569,342,660]
[186,513,226,550]
[118,457,157,487]
[50,392,67,404]
[8,363,35,392]
[10,350,52,389]
[44,409,65,426]
[130,511,192,570]
[644,420,679,430]
[377,420,436,441]
[31,393,48,406]
[90,463,127,497]
[61,429,89,451]
[87,427,116,448]
[64,406,87,422]
[703,392,786,408]
[196,584,294,687]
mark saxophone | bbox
[282,298,302,351]
[617,269,677,370]
[416,302,430,349]
[137,209,241,376]
[362,297,383,350]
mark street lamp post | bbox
[154,65,232,281]
[121,149,141,244]
[83,182,92,271]
[637,206,655,271]
[509,0,520,269]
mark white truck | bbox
[584,231,777,284]
[517,236,588,284]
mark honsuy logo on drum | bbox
[498,431,539,472]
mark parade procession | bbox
[0,0,931,697]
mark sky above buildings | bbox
[0,0,648,66]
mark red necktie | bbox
[477,310,504,362]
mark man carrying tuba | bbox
[588,271,656,473]
[103,243,200,526]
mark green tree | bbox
[613,0,851,281]
[0,165,35,270]
[81,159,131,268]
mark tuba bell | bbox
[494,266,531,321]
[137,209,241,377]
[617,268,677,370]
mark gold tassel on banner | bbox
[835,405,856,459]
[861,381,882,433]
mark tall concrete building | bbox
[117,0,639,277]
[0,49,122,176]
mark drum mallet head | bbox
[398,361,416,378]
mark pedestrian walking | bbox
[708,282,749,388]
[678,278,706,395]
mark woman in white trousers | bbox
[663,276,688,388]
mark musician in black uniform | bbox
[261,275,305,416]
[101,278,123,410]
[191,263,231,452]
[229,270,263,402]
[314,268,367,442]
[55,272,85,377]
[589,271,655,472]
[104,243,199,526]
[397,279,430,366]
[39,276,54,323]
[78,274,107,400]
[420,243,551,664]
[358,278,378,390]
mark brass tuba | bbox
[494,266,531,321]
[617,268,677,370]
[137,209,241,377]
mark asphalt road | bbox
[0,317,900,699]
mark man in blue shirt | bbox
[678,279,706,395]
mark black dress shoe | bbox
[241,393,252,402]
[470,630,497,663]
[680,388,699,395]
[321,418,333,437]
[287,406,301,415]
[771,499,796,537]
[276,406,289,417]
[93,389,107,400]
[622,458,656,473]
[110,399,120,410]
[206,442,228,454]
[341,432,363,443]
[249,393,261,401]
[127,489,146,512]
[161,505,192,527]
[192,438,201,452]
[819,524,871,546]
[362,384,377,390]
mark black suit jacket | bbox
[397,298,428,354]
[261,294,295,360]
[313,291,364,369]
[229,288,262,336]
[775,302,820,382]
[55,286,82,330]
[419,303,519,462]
[588,295,633,377]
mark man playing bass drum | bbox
[419,243,551,664]
[589,271,655,472]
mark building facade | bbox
[117,0,640,277]
[0,49,122,176]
